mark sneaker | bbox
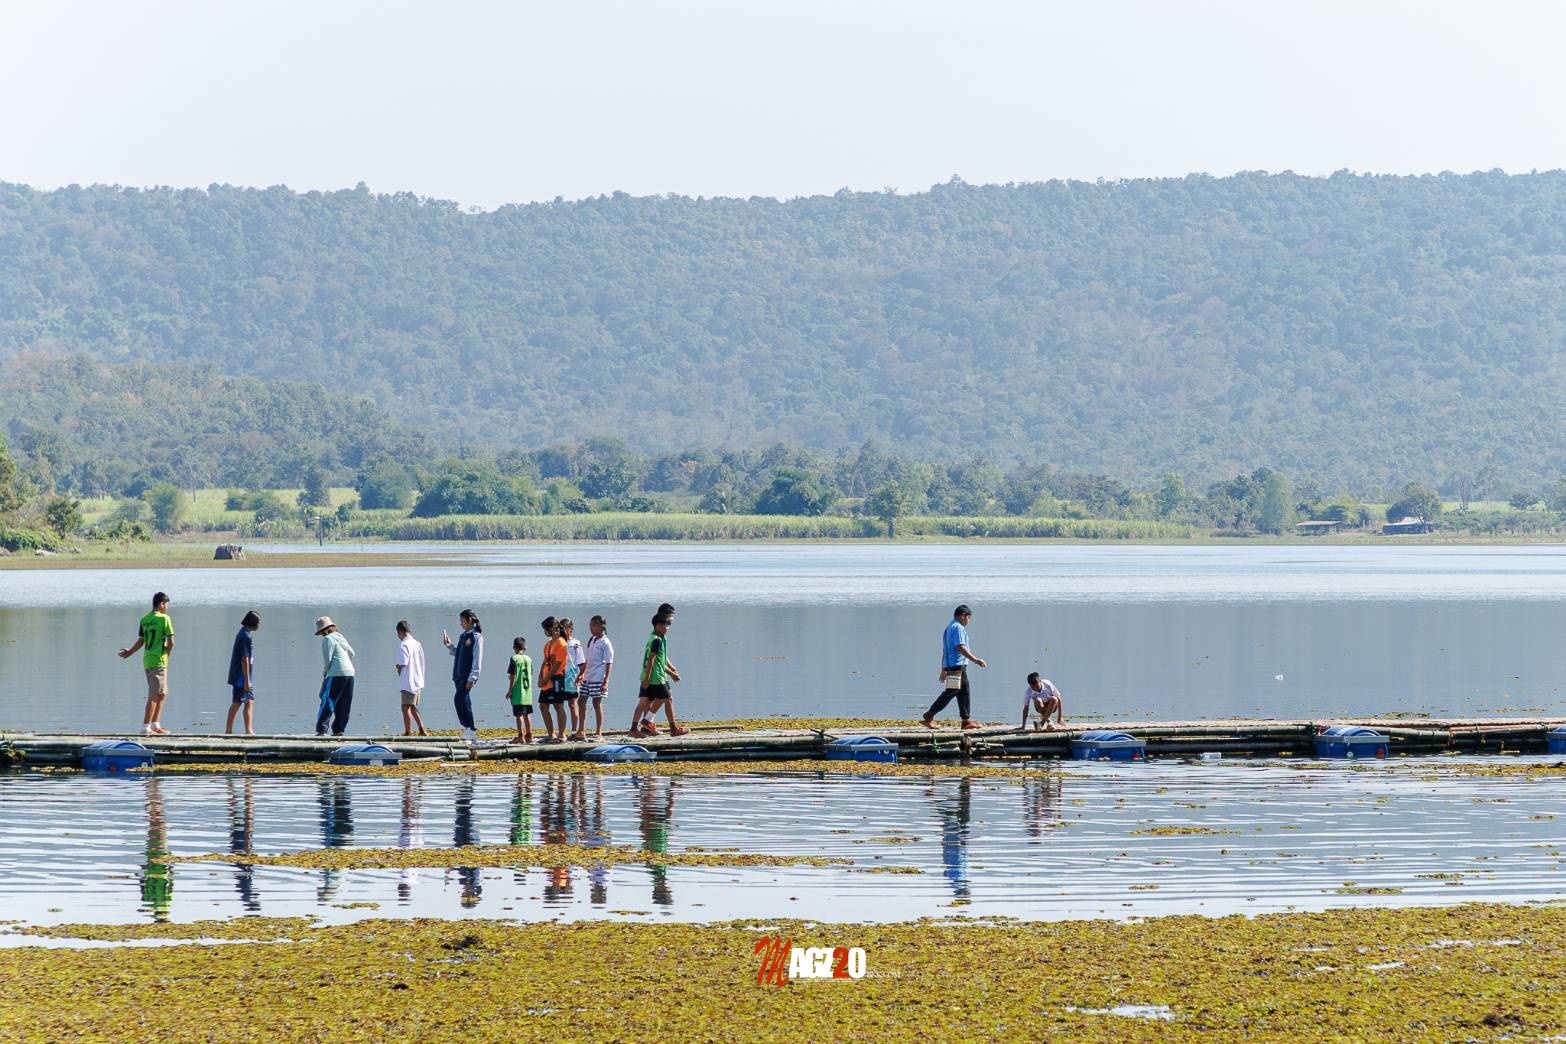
[641,721,660,736]
[461,728,478,744]
[149,724,169,735]
[142,724,154,736]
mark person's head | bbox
[513,636,526,653]
[541,616,558,638]
[152,591,169,611]
[652,612,672,634]
[396,620,411,637]
[314,615,337,636]
[459,609,481,634]
[657,602,676,617]
[240,610,261,631]
[559,617,573,637]
[1026,671,1042,690]
[953,604,972,623]
[589,614,606,637]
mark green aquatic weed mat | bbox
[167,843,851,871]
[7,904,1566,1040]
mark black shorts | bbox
[511,701,533,716]
[541,690,566,706]
[640,684,672,703]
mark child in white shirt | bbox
[1021,672,1065,731]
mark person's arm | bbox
[467,633,483,689]
[1020,700,1029,730]
[505,657,516,694]
[955,642,986,668]
[242,648,252,691]
[118,637,145,659]
[601,659,613,693]
[322,636,332,676]
[640,642,656,687]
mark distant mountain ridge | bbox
[3,171,1566,491]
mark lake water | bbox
[4,544,1566,733]
[2,760,1563,932]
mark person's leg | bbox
[242,698,254,735]
[401,699,413,735]
[591,696,604,738]
[521,709,533,743]
[957,670,975,727]
[629,696,650,734]
[226,698,241,735]
[333,678,355,736]
[315,678,336,736]
[1052,695,1064,725]
[454,685,476,732]
[149,692,167,733]
[923,688,957,725]
[663,694,687,735]
[411,704,428,736]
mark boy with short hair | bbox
[396,621,429,737]
[1021,672,1065,731]
[538,617,567,741]
[118,591,175,735]
[506,636,535,744]
[630,612,686,737]
[224,611,261,735]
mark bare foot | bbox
[1044,722,1060,731]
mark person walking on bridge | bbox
[920,604,986,730]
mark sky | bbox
[1,0,1563,209]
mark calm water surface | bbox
[1,760,1563,933]
[3,544,1566,732]
[5,544,1566,732]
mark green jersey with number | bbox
[138,610,174,669]
[508,653,533,707]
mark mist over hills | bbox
[3,171,1566,494]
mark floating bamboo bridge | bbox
[3,716,1564,767]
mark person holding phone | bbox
[920,604,986,730]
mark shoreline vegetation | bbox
[4,903,1564,1038]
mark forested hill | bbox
[4,171,1566,491]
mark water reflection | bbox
[935,777,972,899]
[637,777,676,906]
[540,776,575,902]
[226,777,259,911]
[317,778,354,902]
[139,779,172,923]
[451,778,481,907]
[1022,772,1064,838]
[398,778,423,903]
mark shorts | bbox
[145,668,168,697]
[231,685,254,703]
[640,683,672,703]
[540,690,566,706]
[580,680,605,700]
[510,701,533,716]
[401,690,421,707]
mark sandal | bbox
[669,726,690,736]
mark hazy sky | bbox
[2,0,1563,208]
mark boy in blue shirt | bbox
[225,611,261,735]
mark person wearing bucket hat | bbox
[314,616,357,736]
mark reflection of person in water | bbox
[317,778,355,902]
[937,777,972,899]
[540,776,575,902]
[226,776,259,911]
[581,775,610,905]
[140,777,173,922]
[509,772,532,888]
[637,777,676,906]
[452,777,482,907]
[1023,772,1064,839]
[398,777,424,903]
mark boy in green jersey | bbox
[629,612,685,737]
[505,636,534,744]
[118,591,175,735]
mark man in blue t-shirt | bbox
[225,611,261,735]
[920,604,986,730]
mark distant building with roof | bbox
[1381,516,1433,535]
